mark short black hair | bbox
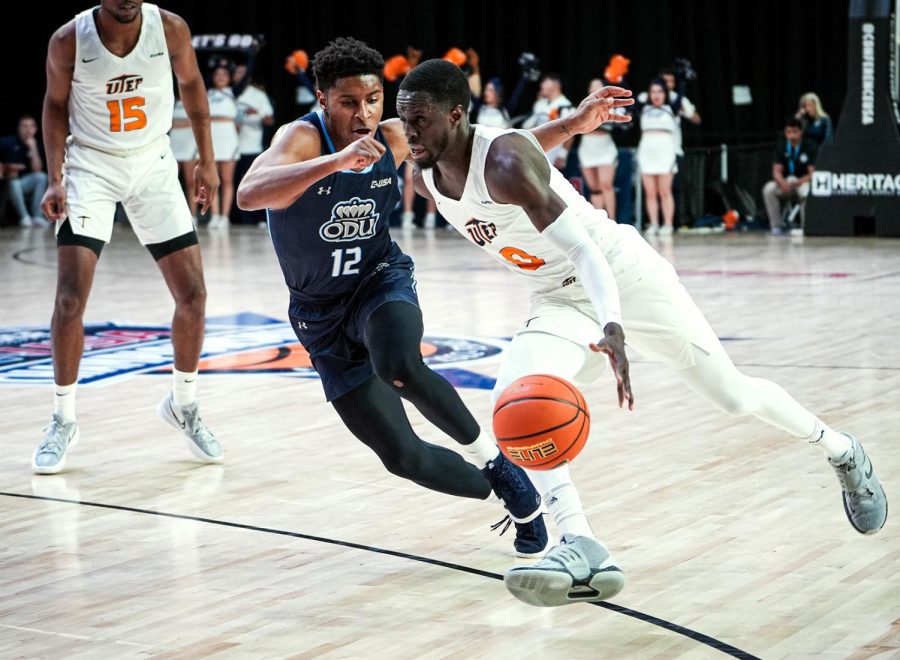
[785,116,803,130]
[313,37,383,91]
[399,59,471,110]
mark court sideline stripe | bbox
[0,491,760,659]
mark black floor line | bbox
[1,491,760,659]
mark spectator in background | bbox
[473,78,512,128]
[170,96,199,219]
[762,117,817,236]
[796,92,833,147]
[637,79,680,235]
[522,74,573,170]
[207,65,239,228]
[232,63,274,226]
[0,115,49,227]
[578,78,622,216]
[658,65,701,158]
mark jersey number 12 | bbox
[331,247,361,276]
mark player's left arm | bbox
[529,86,633,152]
[162,10,218,213]
[485,134,633,409]
[379,119,411,168]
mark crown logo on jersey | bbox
[465,219,498,247]
[106,74,144,95]
[319,196,380,242]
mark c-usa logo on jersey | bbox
[319,196,379,242]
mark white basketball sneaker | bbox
[32,414,80,474]
[504,535,625,606]
[157,392,223,463]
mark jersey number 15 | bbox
[106,97,147,132]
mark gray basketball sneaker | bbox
[157,392,223,463]
[504,535,625,607]
[32,414,80,475]
[828,433,887,534]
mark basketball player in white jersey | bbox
[34,0,222,473]
[397,60,887,607]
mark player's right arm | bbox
[236,122,386,211]
[40,22,75,222]
[486,133,633,410]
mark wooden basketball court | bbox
[1,225,898,658]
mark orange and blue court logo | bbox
[0,312,504,390]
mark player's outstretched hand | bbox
[590,322,634,410]
[339,136,387,172]
[194,161,220,215]
[41,181,67,222]
[568,86,634,135]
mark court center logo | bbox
[0,313,505,391]
[319,197,379,242]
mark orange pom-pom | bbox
[604,54,631,84]
[442,47,467,67]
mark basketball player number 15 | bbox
[331,247,361,276]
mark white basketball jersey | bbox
[422,125,615,292]
[69,3,174,153]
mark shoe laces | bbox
[491,513,543,543]
[488,457,526,501]
[180,404,211,438]
[38,420,67,455]
[833,454,874,497]
[491,514,513,536]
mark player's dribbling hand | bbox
[590,322,634,410]
[569,86,634,135]
[194,161,220,215]
[339,136,386,172]
[41,181,67,222]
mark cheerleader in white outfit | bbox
[170,98,199,218]
[637,79,678,235]
[207,66,239,227]
[579,79,621,217]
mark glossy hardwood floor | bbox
[1,223,898,659]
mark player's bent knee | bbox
[381,449,428,480]
[373,354,423,391]
[713,387,752,417]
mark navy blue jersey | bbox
[267,111,401,304]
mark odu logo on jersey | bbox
[319,196,380,242]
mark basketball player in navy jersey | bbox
[34,0,221,474]
[396,59,886,606]
[236,38,552,554]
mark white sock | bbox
[54,382,77,422]
[424,212,436,228]
[525,464,596,540]
[172,368,198,407]
[462,431,500,467]
[806,419,852,461]
[401,211,415,226]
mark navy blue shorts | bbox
[289,250,419,401]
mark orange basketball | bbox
[493,374,590,470]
